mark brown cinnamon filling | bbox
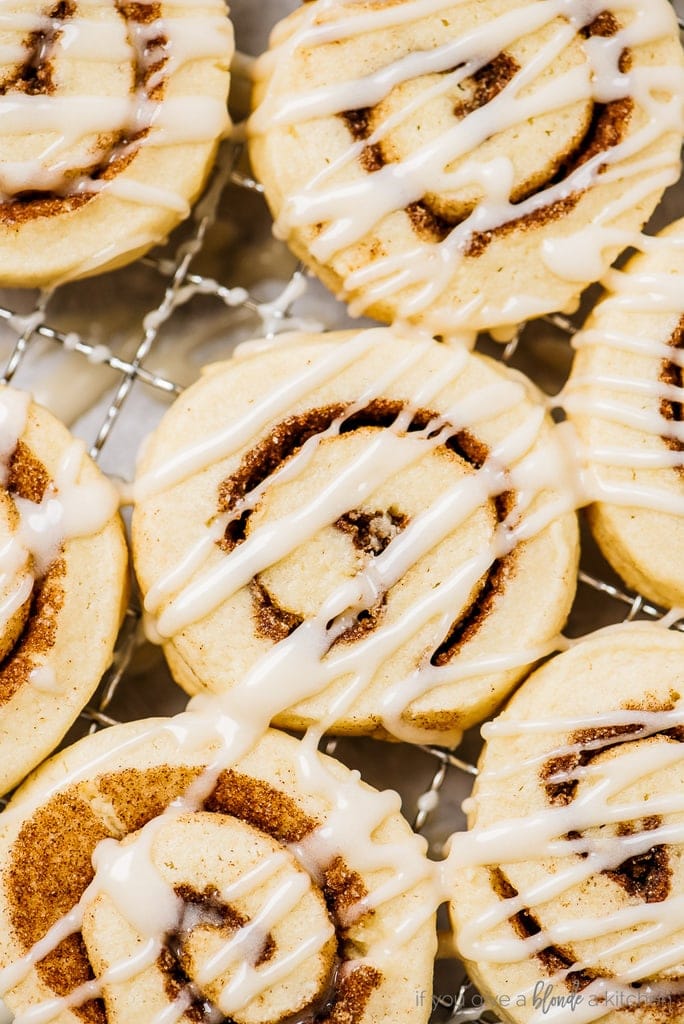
[0,558,65,706]
[0,0,75,96]
[430,554,510,665]
[660,316,684,473]
[491,839,679,1012]
[604,817,672,904]
[7,765,378,1023]
[336,507,408,556]
[501,700,684,995]
[339,14,634,254]
[541,697,684,806]
[217,401,515,659]
[6,790,110,1024]
[541,722,642,806]
[452,52,519,120]
[0,441,64,707]
[251,579,304,643]
[161,885,276,1022]
[490,867,606,994]
[464,89,633,256]
[0,0,168,224]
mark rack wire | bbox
[0,4,682,1021]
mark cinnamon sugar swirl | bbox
[0,0,233,287]
[248,0,684,338]
[565,218,684,609]
[448,623,684,1024]
[0,387,127,796]
[0,715,437,1022]
[132,328,579,744]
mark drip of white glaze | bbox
[27,664,58,694]
[14,439,118,576]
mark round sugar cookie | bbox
[0,715,437,1023]
[566,218,684,609]
[449,623,684,1024]
[0,0,233,286]
[248,0,684,337]
[132,328,579,744]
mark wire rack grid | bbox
[0,3,681,1021]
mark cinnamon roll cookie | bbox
[565,218,684,608]
[0,387,127,795]
[0,715,437,1022]
[248,0,684,338]
[0,0,233,287]
[449,623,684,1024]
[132,328,579,744]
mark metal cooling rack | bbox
[0,2,682,1022]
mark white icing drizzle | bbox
[0,4,681,998]
[104,292,683,1022]
[14,438,118,575]
[0,321,566,1020]
[255,270,324,338]
[1,630,681,1024]
[1,312,683,1024]
[134,328,400,501]
[249,0,684,329]
[0,694,438,1023]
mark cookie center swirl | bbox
[87,815,340,1024]
[216,401,512,658]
